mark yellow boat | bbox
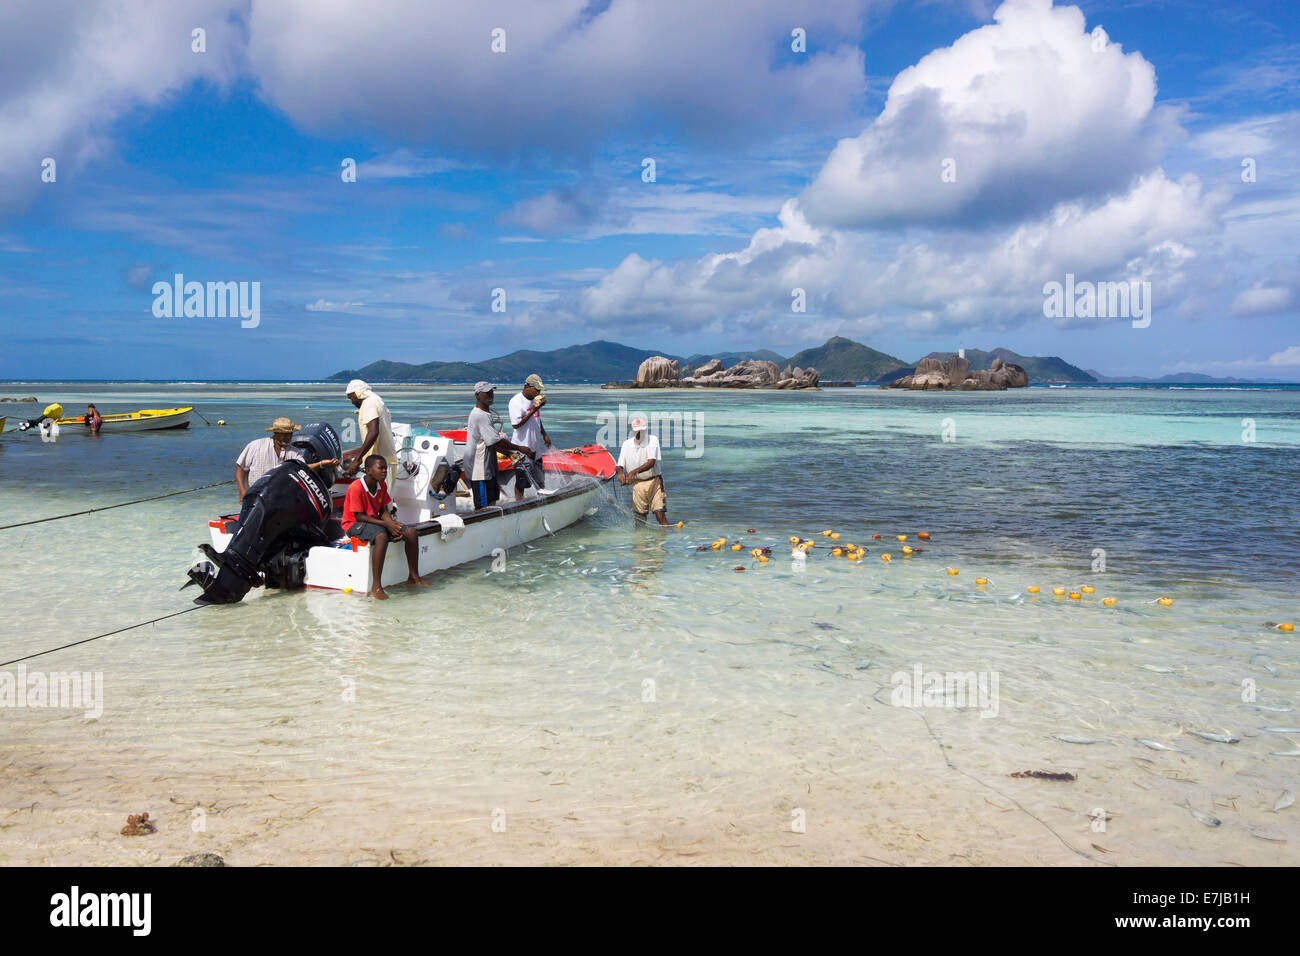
[0,416,6,435]
[57,407,193,432]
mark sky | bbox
[0,0,1296,380]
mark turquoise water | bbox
[1,383,1296,865]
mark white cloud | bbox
[246,0,883,153]
[799,0,1183,229]
[0,0,246,213]
[562,0,1234,342]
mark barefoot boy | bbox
[342,455,429,599]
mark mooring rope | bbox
[0,480,234,531]
[0,605,208,667]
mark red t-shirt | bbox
[342,477,391,532]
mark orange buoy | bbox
[947,568,959,576]
[917,532,931,540]
[1027,586,1040,594]
[1157,596,1173,607]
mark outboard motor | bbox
[183,423,343,604]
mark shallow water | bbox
[1,383,1296,865]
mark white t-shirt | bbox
[508,392,544,456]
[617,433,662,478]
[357,394,396,463]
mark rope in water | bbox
[0,605,208,667]
[0,480,234,531]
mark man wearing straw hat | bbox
[616,416,669,526]
[234,416,339,504]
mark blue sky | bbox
[0,0,1296,379]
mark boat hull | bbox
[58,407,193,432]
[208,472,608,593]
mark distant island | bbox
[329,337,1293,386]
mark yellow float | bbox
[1052,587,1066,596]
[1026,586,1040,594]
[896,535,907,542]
[1157,596,1173,607]
[1279,623,1293,631]
[1068,591,1081,600]
[947,568,959,576]
[881,553,892,562]
[1102,597,1117,606]
[1080,585,1095,594]
[975,577,988,585]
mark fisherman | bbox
[616,416,669,526]
[235,416,339,504]
[84,404,103,435]
[343,379,397,487]
[508,373,552,501]
[463,382,533,510]
[342,454,428,600]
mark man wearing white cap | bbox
[616,417,669,526]
[344,380,397,488]
[463,382,533,510]
[508,373,552,501]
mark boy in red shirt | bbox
[342,455,429,600]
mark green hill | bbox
[921,347,1096,383]
[330,340,669,384]
[784,336,909,382]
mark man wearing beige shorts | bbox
[616,416,669,526]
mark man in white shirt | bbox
[343,379,397,488]
[234,416,338,504]
[616,416,668,526]
[508,373,552,500]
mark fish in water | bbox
[1188,731,1240,744]
[1274,790,1295,812]
[1260,727,1300,733]
[812,622,840,631]
[1139,664,1174,673]
[1054,734,1103,744]
[1251,656,1279,675]
[1183,799,1222,827]
[854,660,874,671]
[1136,739,1181,752]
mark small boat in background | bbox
[57,407,193,432]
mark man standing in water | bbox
[616,416,669,526]
[463,383,533,511]
[343,379,397,488]
[508,373,552,501]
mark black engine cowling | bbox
[184,423,343,604]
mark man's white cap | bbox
[630,416,647,431]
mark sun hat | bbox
[474,381,495,394]
[266,416,302,433]
[525,373,545,391]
